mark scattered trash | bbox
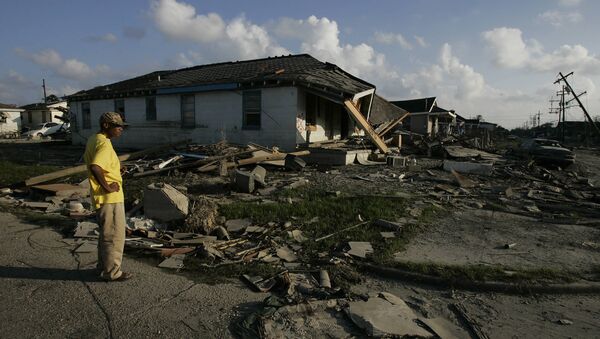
[158,253,186,269]
[346,241,374,258]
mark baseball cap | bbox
[99,111,128,127]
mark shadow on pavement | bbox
[0,266,101,282]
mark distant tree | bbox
[45,94,60,103]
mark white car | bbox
[22,122,69,137]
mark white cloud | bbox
[538,10,582,27]
[374,31,412,50]
[273,15,396,82]
[0,70,39,104]
[15,48,110,81]
[151,0,288,59]
[85,33,118,43]
[151,0,225,43]
[398,44,487,101]
[481,27,531,68]
[168,51,204,68]
[482,27,600,74]
[414,35,428,48]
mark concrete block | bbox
[443,160,493,176]
[284,154,306,171]
[251,165,267,187]
[144,183,189,222]
[386,155,407,167]
[235,170,255,193]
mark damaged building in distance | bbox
[67,54,396,151]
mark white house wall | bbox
[72,87,300,151]
[0,111,22,134]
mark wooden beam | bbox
[343,100,390,154]
[377,112,410,138]
[24,139,190,186]
[197,150,309,172]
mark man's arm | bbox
[89,164,119,193]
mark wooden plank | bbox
[377,113,409,137]
[197,150,310,172]
[24,139,190,186]
[343,100,390,154]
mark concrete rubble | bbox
[143,183,189,222]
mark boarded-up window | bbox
[243,90,261,129]
[82,102,91,129]
[146,97,156,121]
[181,95,195,128]
[114,99,125,118]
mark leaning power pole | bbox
[554,72,600,137]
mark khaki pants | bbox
[96,202,126,281]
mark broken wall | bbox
[0,111,21,134]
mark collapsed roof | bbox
[69,54,375,103]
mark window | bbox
[181,95,195,128]
[82,102,91,129]
[243,90,261,129]
[42,111,48,123]
[114,99,125,118]
[27,112,32,123]
[146,97,156,121]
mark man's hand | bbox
[105,182,120,193]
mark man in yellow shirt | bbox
[83,112,132,282]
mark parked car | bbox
[22,122,69,138]
[516,138,575,165]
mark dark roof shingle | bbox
[391,97,437,113]
[70,54,374,101]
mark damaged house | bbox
[20,100,68,130]
[0,103,24,137]
[68,54,391,152]
[391,97,456,137]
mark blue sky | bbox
[2,0,600,128]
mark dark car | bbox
[517,138,575,165]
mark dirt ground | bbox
[400,208,600,272]
[1,140,600,338]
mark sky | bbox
[2,0,600,129]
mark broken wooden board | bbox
[343,100,390,154]
[31,183,89,197]
[25,139,190,186]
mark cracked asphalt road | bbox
[0,212,264,338]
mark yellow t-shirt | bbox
[83,133,124,209]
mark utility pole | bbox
[554,71,600,137]
[42,79,47,104]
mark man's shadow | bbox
[0,266,100,282]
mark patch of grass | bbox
[390,261,577,283]
[0,160,61,187]
[219,187,441,263]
